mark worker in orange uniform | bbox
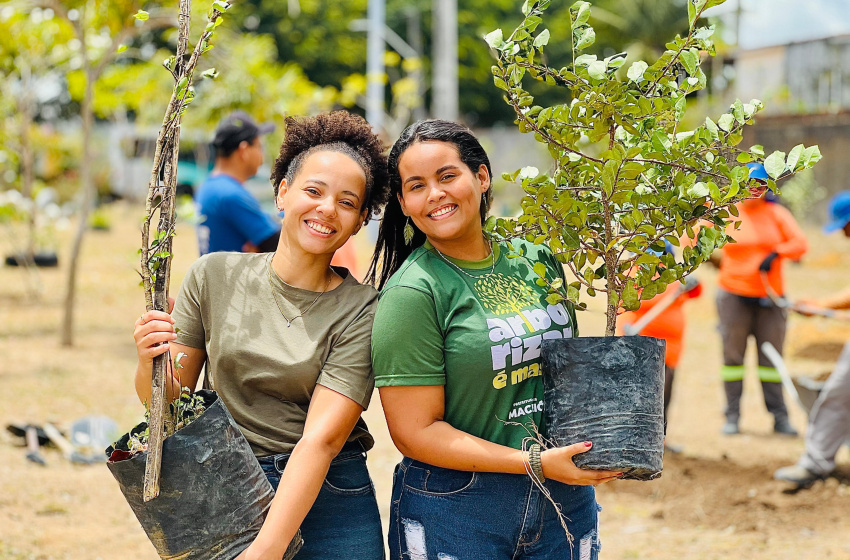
[716,162,807,436]
[620,243,702,441]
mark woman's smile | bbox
[427,204,458,220]
[305,219,337,236]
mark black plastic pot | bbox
[4,251,58,267]
[106,390,302,559]
[541,336,666,481]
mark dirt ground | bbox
[1,202,849,560]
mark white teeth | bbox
[307,221,334,234]
[429,205,456,218]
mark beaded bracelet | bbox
[529,443,545,482]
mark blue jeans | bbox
[389,457,601,560]
[258,441,384,560]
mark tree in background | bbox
[231,0,692,126]
[0,8,73,267]
[24,0,175,346]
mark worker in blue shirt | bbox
[196,111,281,255]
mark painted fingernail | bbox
[584,441,592,447]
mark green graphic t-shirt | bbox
[371,239,578,449]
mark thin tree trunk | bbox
[603,125,618,337]
[60,62,95,347]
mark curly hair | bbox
[270,111,389,224]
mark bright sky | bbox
[705,0,850,50]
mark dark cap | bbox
[211,110,275,153]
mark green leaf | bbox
[116,44,128,54]
[485,29,504,49]
[627,61,648,82]
[763,151,786,179]
[622,282,639,311]
[675,96,687,119]
[562,226,581,250]
[704,117,719,139]
[574,54,596,66]
[533,29,550,49]
[801,145,822,167]
[571,1,591,29]
[546,294,564,305]
[519,166,539,179]
[134,10,149,21]
[587,60,607,80]
[651,130,673,153]
[533,262,547,278]
[732,100,746,123]
[687,182,710,198]
[212,0,231,10]
[201,68,219,79]
[601,160,618,196]
[574,27,596,50]
[736,152,752,163]
[680,50,698,75]
[717,113,734,132]
[785,144,804,171]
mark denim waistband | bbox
[258,439,366,472]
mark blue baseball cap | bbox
[746,162,769,181]
[824,191,850,233]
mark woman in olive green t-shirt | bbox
[133,112,389,560]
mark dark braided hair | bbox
[270,111,389,223]
[367,120,493,288]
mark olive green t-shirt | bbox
[371,239,578,449]
[173,252,377,457]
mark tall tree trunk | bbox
[60,62,95,347]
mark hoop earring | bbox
[403,217,415,246]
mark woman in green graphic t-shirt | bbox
[133,112,389,560]
[368,120,621,560]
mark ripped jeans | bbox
[258,441,384,560]
[389,457,601,560]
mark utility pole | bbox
[406,7,427,121]
[432,0,458,121]
[366,0,385,130]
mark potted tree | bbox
[486,0,821,480]
[105,2,301,558]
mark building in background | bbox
[709,0,850,218]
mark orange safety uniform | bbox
[330,237,360,280]
[619,283,702,368]
[719,201,808,297]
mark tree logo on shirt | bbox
[475,274,537,331]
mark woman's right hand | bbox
[133,308,177,365]
[540,441,622,486]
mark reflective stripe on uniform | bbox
[758,366,782,383]
[721,365,745,381]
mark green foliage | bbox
[233,0,691,125]
[486,0,821,333]
[125,385,207,454]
